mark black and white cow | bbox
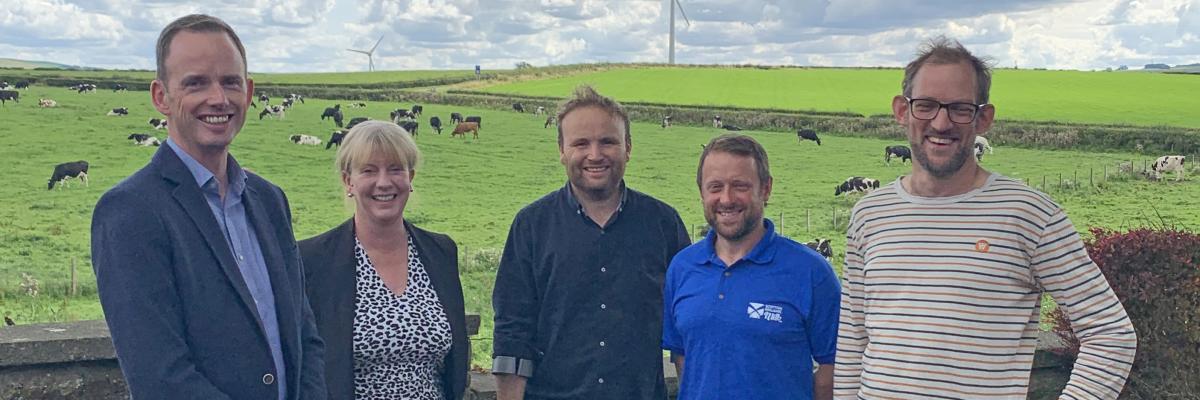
[48,161,89,190]
[722,124,742,131]
[321,104,344,127]
[974,136,993,154]
[535,106,546,115]
[259,105,285,120]
[391,108,414,123]
[974,142,986,162]
[835,176,879,196]
[512,103,525,113]
[345,117,369,130]
[429,116,443,134]
[885,145,911,165]
[258,94,269,104]
[127,133,161,146]
[545,116,555,129]
[14,81,30,89]
[112,84,127,92]
[1152,155,1187,181]
[410,104,423,117]
[348,102,367,108]
[804,238,833,260]
[73,83,97,93]
[399,120,419,137]
[712,115,722,128]
[661,115,672,128]
[0,81,10,90]
[465,116,482,127]
[281,98,295,109]
[107,107,129,116]
[284,93,304,104]
[148,118,168,130]
[450,112,464,124]
[289,134,321,145]
[797,129,821,145]
[327,130,347,150]
[0,90,19,106]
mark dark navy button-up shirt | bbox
[166,139,286,400]
[493,183,690,400]
[663,219,841,400]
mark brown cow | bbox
[451,122,479,139]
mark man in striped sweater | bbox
[833,36,1137,399]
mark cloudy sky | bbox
[1,0,1197,73]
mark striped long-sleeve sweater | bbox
[834,173,1137,400]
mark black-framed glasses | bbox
[905,96,987,124]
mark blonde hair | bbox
[335,121,420,175]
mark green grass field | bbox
[1,68,474,85]
[479,66,1200,128]
[2,85,1198,368]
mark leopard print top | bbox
[353,236,452,399]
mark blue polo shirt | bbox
[662,219,840,400]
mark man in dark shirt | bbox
[492,85,690,400]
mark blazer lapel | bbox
[156,147,264,325]
[242,184,300,365]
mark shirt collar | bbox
[165,138,247,197]
[693,218,778,267]
[562,181,629,217]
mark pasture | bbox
[480,66,1200,128]
[2,85,1198,368]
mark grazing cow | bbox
[73,83,97,93]
[545,116,555,129]
[884,145,911,165]
[390,109,414,123]
[258,94,269,104]
[712,115,721,128]
[259,105,285,120]
[284,93,304,104]
[835,176,879,196]
[48,161,89,190]
[107,107,129,116]
[512,103,525,113]
[974,136,993,154]
[349,102,367,108]
[451,122,480,139]
[127,133,161,146]
[974,142,985,162]
[661,115,672,128]
[450,112,464,124]
[0,90,19,105]
[535,106,545,115]
[429,116,443,134]
[410,104,423,116]
[722,124,742,131]
[289,134,322,145]
[281,98,295,109]
[398,121,419,137]
[345,117,369,130]
[1151,155,1187,181]
[0,81,9,90]
[321,104,344,127]
[38,98,57,108]
[327,130,347,150]
[465,116,482,127]
[797,129,821,145]
[804,238,833,260]
[148,118,168,129]
[15,81,30,89]
[112,84,127,92]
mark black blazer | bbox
[299,218,468,400]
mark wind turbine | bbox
[668,0,691,65]
[347,35,384,72]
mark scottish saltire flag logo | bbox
[747,302,783,323]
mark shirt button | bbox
[600,341,606,347]
[718,294,725,300]
[598,378,605,384]
[724,271,731,277]
[600,304,606,309]
[238,255,245,261]
[262,373,274,385]
[600,267,607,273]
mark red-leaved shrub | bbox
[1051,227,1200,399]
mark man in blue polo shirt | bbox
[663,134,840,400]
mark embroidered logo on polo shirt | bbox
[975,240,991,253]
[747,302,783,323]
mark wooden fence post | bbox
[1042,175,1047,191]
[1089,168,1093,187]
[1058,173,1062,189]
[806,209,811,233]
[70,257,77,297]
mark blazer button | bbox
[262,373,275,385]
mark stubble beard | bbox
[910,134,972,179]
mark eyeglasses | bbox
[905,97,987,124]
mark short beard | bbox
[705,210,760,243]
[911,136,972,179]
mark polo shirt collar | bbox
[166,138,248,197]
[692,218,778,268]
[562,181,629,216]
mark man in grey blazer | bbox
[91,14,326,400]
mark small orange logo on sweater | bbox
[975,240,990,253]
